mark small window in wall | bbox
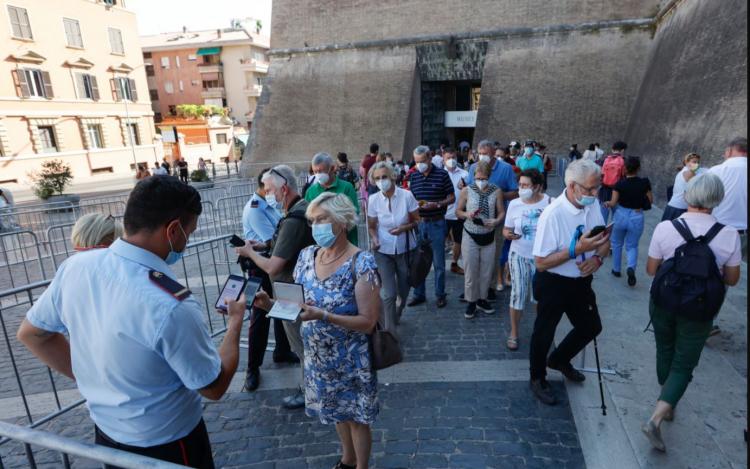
[145,64,154,76]
[143,52,152,59]
[253,51,265,61]
[154,112,162,122]
[63,18,83,48]
[149,89,158,101]
[13,68,53,98]
[175,56,180,68]
[102,0,117,5]
[108,27,124,54]
[168,105,176,115]
[8,5,33,40]
[112,77,136,101]
[77,73,100,100]
[191,80,199,86]
[256,77,264,86]
[187,54,197,61]
[164,81,174,94]
[38,126,58,152]
[160,56,169,68]
[178,80,184,92]
[216,133,227,144]
[87,124,104,148]
[127,123,140,146]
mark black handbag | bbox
[404,228,433,288]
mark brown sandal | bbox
[506,337,519,351]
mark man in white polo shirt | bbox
[529,159,611,405]
[709,136,747,260]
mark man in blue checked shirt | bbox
[17,176,244,468]
[240,169,296,393]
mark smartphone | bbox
[243,276,263,308]
[589,222,614,237]
[215,275,247,310]
[229,234,245,247]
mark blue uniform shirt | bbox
[26,239,221,447]
[242,192,281,242]
[467,159,519,192]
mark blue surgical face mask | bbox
[524,147,534,156]
[577,195,597,206]
[265,192,278,209]
[165,223,188,265]
[312,223,337,248]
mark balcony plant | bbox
[28,159,80,209]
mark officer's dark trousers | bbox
[95,419,214,469]
[529,271,603,381]
[247,307,292,370]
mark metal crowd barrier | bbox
[76,200,127,218]
[214,195,249,237]
[0,231,48,308]
[229,182,255,198]
[196,187,229,205]
[0,421,186,468]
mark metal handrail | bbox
[0,421,186,468]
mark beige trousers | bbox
[462,233,497,303]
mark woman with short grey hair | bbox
[367,161,420,332]
[643,173,741,452]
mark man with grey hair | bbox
[237,164,314,409]
[529,159,610,405]
[709,136,747,260]
[305,152,360,245]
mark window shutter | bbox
[90,75,100,101]
[75,73,85,98]
[128,78,138,102]
[11,69,31,98]
[41,71,54,98]
[110,78,121,101]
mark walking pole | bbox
[592,337,607,416]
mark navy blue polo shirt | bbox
[409,166,455,218]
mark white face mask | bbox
[519,188,534,200]
[417,162,429,173]
[479,154,491,163]
[315,172,330,185]
[376,179,392,192]
[445,158,457,169]
[476,180,488,190]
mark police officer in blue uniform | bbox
[240,169,296,392]
[17,176,245,468]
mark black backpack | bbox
[650,219,726,321]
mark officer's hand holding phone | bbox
[223,294,247,328]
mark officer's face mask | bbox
[165,222,188,265]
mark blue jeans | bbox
[598,186,615,223]
[610,207,644,273]
[413,219,447,299]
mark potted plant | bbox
[28,159,80,211]
[190,168,214,189]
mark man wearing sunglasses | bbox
[17,176,245,467]
[237,164,315,410]
[529,159,610,406]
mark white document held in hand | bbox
[268,282,304,321]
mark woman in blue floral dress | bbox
[257,192,381,469]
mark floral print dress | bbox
[293,246,380,425]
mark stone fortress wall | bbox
[243,0,747,203]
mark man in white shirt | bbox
[594,143,605,162]
[529,159,610,405]
[709,136,747,260]
[443,147,469,274]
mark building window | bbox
[187,54,196,61]
[254,51,265,61]
[87,124,104,148]
[102,0,117,5]
[8,5,32,40]
[108,27,124,54]
[202,79,220,90]
[149,89,158,101]
[202,54,220,65]
[112,77,137,101]
[126,123,140,146]
[168,105,176,115]
[160,56,169,68]
[76,73,99,100]
[154,112,162,122]
[164,81,174,94]
[143,52,152,59]
[256,77,264,86]
[145,64,154,76]
[175,56,180,68]
[13,68,53,98]
[191,79,199,86]
[216,133,228,144]
[38,126,58,152]
[63,18,83,48]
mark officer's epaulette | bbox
[250,199,259,208]
[149,270,191,301]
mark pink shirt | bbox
[648,212,742,271]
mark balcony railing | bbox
[239,58,269,73]
[198,63,222,73]
[243,84,263,97]
[201,87,225,99]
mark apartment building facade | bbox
[0,0,157,190]
[141,23,269,129]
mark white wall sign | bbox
[444,111,477,128]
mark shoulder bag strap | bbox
[702,222,725,244]
[671,218,695,243]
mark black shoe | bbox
[530,379,557,405]
[487,289,497,301]
[407,296,426,307]
[476,299,495,314]
[243,369,260,392]
[273,352,300,364]
[627,268,636,286]
[282,390,305,409]
[459,293,466,303]
[547,359,586,382]
[464,303,477,319]
[436,296,447,308]
[611,270,621,278]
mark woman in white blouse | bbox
[367,162,420,333]
[662,152,706,221]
